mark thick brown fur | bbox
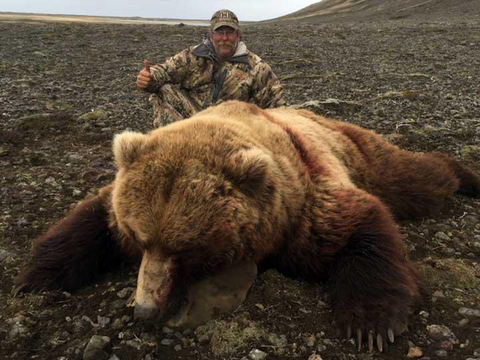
[15,101,480,345]
[15,184,141,293]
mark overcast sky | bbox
[0,0,322,21]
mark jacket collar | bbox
[192,39,249,64]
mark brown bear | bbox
[14,101,480,352]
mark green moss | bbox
[419,258,479,290]
[196,317,266,356]
[78,110,108,122]
[17,113,73,130]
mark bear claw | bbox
[348,327,395,352]
[388,328,395,343]
[12,284,26,297]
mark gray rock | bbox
[117,288,132,299]
[167,260,257,328]
[458,307,480,318]
[161,339,174,346]
[0,249,14,263]
[317,344,327,352]
[248,349,267,360]
[435,231,451,242]
[67,154,83,163]
[111,318,125,330]
[267,333,287,347]
[97,316,110,327]
[124,339,142,350]
[434,350,448,357]
[7,315,29,340]
[427,325,459,344]
[83,335,111,360]
[8,322,29,339]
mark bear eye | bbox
[122,223,147,249]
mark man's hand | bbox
[137,60,152,89]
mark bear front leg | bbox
[14,184,137,294]
[324,191,421,352]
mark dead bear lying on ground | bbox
[15,100,480,351]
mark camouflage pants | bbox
[149,84,202,128]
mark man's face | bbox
[210,26,239,61]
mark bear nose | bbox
[134,303,159,320]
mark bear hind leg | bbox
[431,152,480,198]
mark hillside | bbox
[268,0,480,22]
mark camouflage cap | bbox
[210,9,239,31]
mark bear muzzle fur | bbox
[134,251,175,320]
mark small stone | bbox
[8,322,29,339]
[458,307,480,318]
[419,311,429,318]
[110,300,127,310]
[458,318,470,327]
[117,288,131,299]
[435,232,451,242]
[0,249,14,263]
[111,318,124,330]
[67,154,83,162]
[305,334,316,347]
[161,339,174,346]
[124,339,142,350]
[248,349,267,360]
[322,339,333,346]
[317,344,327,352]
[174,345,182,351]
[267,333,287,347]
[83,335,110,360]
[97,316,110,327]
[439,341,453,351]
[308,355,323,360]
[434,350,448,357]
[163,326,174,334]
[407,346,423,358]
[427,325,459,344]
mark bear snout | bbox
[134,252,175,320]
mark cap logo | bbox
[218,12,231,20]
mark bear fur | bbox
[15,101,480,350]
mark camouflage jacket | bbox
[146,39,286,109]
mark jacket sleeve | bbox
[144,48,193,93]
[251,62,286,108]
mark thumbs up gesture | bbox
[137,59,152,89]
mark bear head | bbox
[111,123,281,320]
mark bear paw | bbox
[333,301,410,352]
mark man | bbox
[137,9,285,127]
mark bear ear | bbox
[113,131,149,168]
[225,148,274,194]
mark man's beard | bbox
[217,41,235,50]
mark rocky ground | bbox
[1,14,480,360]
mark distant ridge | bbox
[265,0,480,22]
